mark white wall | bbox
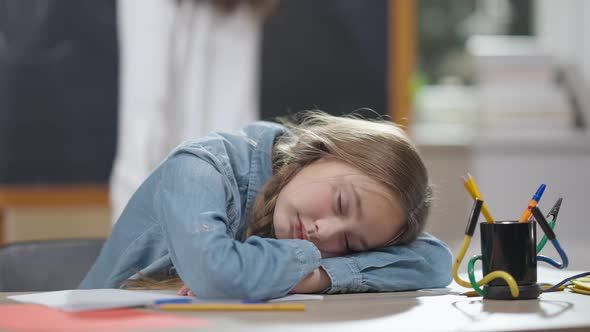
[536,0,590,127]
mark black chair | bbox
[0,239,104,291]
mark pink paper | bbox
[0,304,208,332]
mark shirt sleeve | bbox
[319,233,453,293]
[155,152,321,300]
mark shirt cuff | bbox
[292,240,322,279]
[320,256,365,293]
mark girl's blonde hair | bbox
[247,110,432,245]
[124,110,432,289]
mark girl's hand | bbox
[290,267,331,294]
[177,284,194,296]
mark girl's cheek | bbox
[300,192,332,217]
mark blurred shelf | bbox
[0,184,109,245]
[0,184,109,207]
[412,123,590,153]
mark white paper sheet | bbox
[8,289,188,311]
[8,289,323,311]
[269,294,324,302]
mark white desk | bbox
[1,268,589,332]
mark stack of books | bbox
[467,35,573,129]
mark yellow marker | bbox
[158,303,306,311]
[462,174,495,223]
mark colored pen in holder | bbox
[480,221,541,299]
[454,196,569,300]
[456,180,572,299]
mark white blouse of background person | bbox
[110,0,263,224]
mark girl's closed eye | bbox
[338,188,349,216]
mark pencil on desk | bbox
[157,303,306,311]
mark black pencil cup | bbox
[480,221,541,300]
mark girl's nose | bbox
[309,218,340,240]
[305,221,319,238]
[308,218,347,254]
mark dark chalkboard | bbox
[260,0,387,120]
[0,0,118,183]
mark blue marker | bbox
[155,298,267,305]
[532,184,546,202]
[154,298,194,305]
[241,300,267,304]
[518,183,546,222]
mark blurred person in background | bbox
[111,0,273,224]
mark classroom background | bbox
[1,0,589,291]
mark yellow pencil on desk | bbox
[157,303,306,311]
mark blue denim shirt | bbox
[79,122,452,299]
